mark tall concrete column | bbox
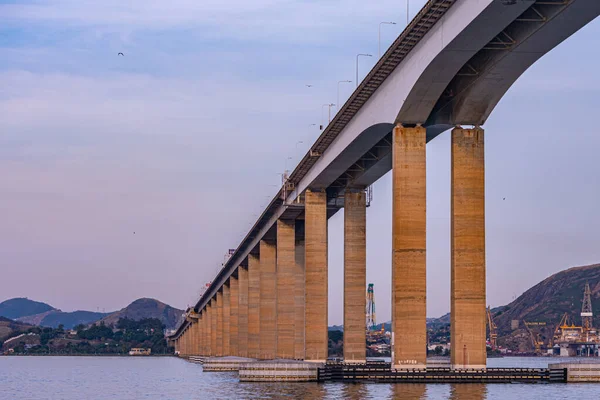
[248,253,261,358]
[230,275,239,356]
[276,219,295,359]
[216,291,223,357]
[238,265,249,357]
[451,127,486,370]
[211,299,217,356]
[294,223,305,360]
[344,190,367,363]
[199,312,205,356]
[183,328,188,356]
[392,124,427,369]
[206,306,212,356]
[223,285,231,356]
[192,320,198,355]
[305,189,328,361]
[259,240,277,359]
[197,319,202,355]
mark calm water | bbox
[1,356,599,399]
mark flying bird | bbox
[305,84,313,87]
[118,52,124,56]
[503,198,506,201]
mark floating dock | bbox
[239,360,322,382]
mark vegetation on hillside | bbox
[3,317,173,355]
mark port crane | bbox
[486,306,498,350]
[523,320,545,354]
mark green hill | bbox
[494,263,600,334]
[98,298,184,330]
[38,311,110,329]
[0,298,55,320]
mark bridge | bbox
[169,0,600,370]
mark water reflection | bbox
[390,384,427,400]
[449,384,487,400]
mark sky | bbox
[1,1,599,324]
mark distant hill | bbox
[0,298,55,320]
[98,298,184,330]
[493,263,600,350]
[41,311,109,329]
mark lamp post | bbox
[407,0,410,25]
[321,103,335,130]
[356,54,372,88]
[379,22,397,57]
[337,80,352,113]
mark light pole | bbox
[321,103,335,130]
[337,80,352,113]
[356,54,372,88]
[284,156,293,174]
[379,22,397,57]
[407,0,410,25]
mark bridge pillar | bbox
[259,240,277,359]
[216,291,223,357]
[238,265,249,357]
[230,276,239,356]
[192,320,198,356]
[210,298,217,356]
[223,284,231,356]
[305,189,328,361]
[199,311,204,356]
[276,219,296,359]
[392,124,427,369]
[248,253,261,358]
[451,127,486,370]
[204,308,212,356]
[344,190,367,363]
[183,327,188,356]
[294,221,305,360]
[197,319,202,356]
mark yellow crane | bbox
[523,320,544,354]
[551,312,571,346]
[486,306,498,350]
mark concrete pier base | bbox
[188,355,206,364]
[202,356,256,372]
[550,362,600,382]
[239,360,322,382]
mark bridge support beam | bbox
[392,124,427,369]
[248,253,261,358]
[230,275,239,356]
[192,320,198,356]
[199,311,205,356]
[223,284,231,356]
[206,307,212,356]
[216,291,223,357]
[451,127,486,370]
[277,219,296,359]
[294,222,305,360]
[238,265,249,357]
[344,190,367,363]
[211,299,217,356]
[305,189,328,361]
[259,240,277,359]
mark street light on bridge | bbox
[337,80,352,114]
[356,54,372,88]
[379,22,397,58]
[320,103,335,130]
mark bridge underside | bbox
[171,0,600,370]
